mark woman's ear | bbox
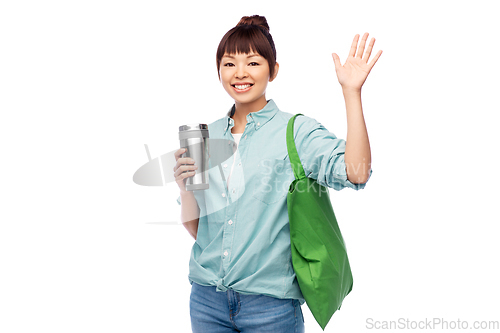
[269,62,279,82]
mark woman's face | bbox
[219,52,278,109]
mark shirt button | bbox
[222,193,226,197]
[238,162,241,166]
[228,220,233,225]
[224,251,228,256]
[257,122,260,126]
[223,163,228,168]
[232,189,236,194]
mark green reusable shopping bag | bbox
[286,113,353,331]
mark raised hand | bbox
[332,32,382,92]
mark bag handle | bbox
[286,113,306,180]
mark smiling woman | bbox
[172,14,382,333]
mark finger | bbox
[174,148,187,160]
[331,53,341,70]
[174,164,198,178]
[173,157,195,172]
[367,49,383,70]
[362,37,376,63]
[356,32,369,58]
[175,171,196,183]
[173,160,191,174]
[348,34,359,58]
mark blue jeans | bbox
[190,282,305,333]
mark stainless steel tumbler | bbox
[179,124,209,191]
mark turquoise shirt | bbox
[177,99,371,304]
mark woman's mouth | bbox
[232,84,253,93]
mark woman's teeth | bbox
[234,84,251,89]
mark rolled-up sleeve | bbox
[293,115,372,191]
[176,195,181,205]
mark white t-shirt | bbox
[227,133,243,188]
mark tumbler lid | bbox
[179,124,208,131]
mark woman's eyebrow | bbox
[223,54,261,59]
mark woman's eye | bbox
[223,62,258,67]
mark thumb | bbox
[331,53,341,70]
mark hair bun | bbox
[236,15,270,32]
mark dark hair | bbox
[216,15,277,80]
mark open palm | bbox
[332,33,382,91]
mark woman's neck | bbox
[231,96,268,133]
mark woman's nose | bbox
[235,67,247,79]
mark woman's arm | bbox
[180,190,200,240]
[343,88,371,184]
[332,32,382,184]
[174,148,200,240]
[342,89,371,184]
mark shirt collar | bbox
[224,99,279,134]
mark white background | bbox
[1,0,499,332]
